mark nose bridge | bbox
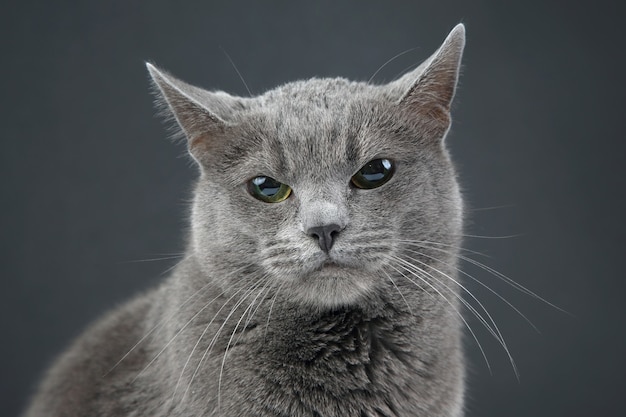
[298,186,348,232]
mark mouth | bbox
[282,256,375,308]
[315,259,347,272]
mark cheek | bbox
[348,198,394,232]
[347,177,410,224]
[192,184,261,247]
[231,192,301,249]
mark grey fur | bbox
[24,24,467,416]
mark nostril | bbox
[306,223,342,253]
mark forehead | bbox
[266,102,358,169]
[251,82,386,176]
[216,79,401,186]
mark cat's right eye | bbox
[247,176,292,203]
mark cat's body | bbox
[25,25,467,416]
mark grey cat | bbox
[24,24,467,416]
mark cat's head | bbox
[148,25,465,310]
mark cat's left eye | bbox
[351,158,395,189]
[247,176,292,203]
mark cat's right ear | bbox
[146,63,235,158]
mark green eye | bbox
[247,176,292,203]
[351,158,395,189]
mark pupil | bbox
[254,176,280,196]
[362,159,389,181]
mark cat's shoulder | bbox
[23,291,158,417]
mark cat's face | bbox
[148,25,465,310]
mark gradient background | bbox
[2,1,625,416]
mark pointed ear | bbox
[146,63,225,140]
[397,24,465,126]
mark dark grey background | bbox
[2,1,625,416]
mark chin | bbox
[286,265,377,310]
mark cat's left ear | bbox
[395,23,465,127]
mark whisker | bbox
[381,268,413,314]
[170,278,258,403]
[394,238,490,259]
[459,250,571,316]
[395,253,518,378]
[121,257,183,264]
[402,246,539,333]
[469,204,515,212]
[220,46,252,97]
[368,47,418,84]
[264,280,286,342]
[181,277,267,405]
[222,280,278,386]
[241,280,276,338]
[120,253,186,264]
[217,277,272,413]
[127,264,253,383]
[396,239,567,313]
[105,265,228,377]
[392,254,500,343]
[457,253,568,314]
[384,255,492,375]
[462,233,523,239]
[131,287,227,384]
[160,254,194,277]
